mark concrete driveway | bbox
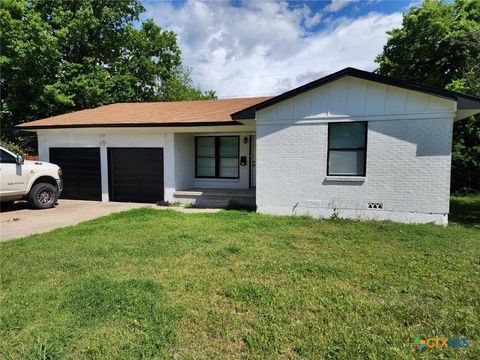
[0,200,152,242]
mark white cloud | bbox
[144,0,402,98]
[324,0,354,13]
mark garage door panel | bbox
[109,148,164,203]
[49,147,101,201]
[78,178,101,186]
[76,190,101,198]
[113,168,138,175]
[77,163,101,170]
[144,168,163,175]
[141,182,163,189]
[112,175,138,182]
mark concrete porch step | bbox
[196,196,232,208]
[174,189,255,198]
[173,188,256,209]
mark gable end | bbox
[231,67,480,120]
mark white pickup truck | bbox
[0,146,63,209]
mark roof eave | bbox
[16,120,243,130]
[456,96,480,110]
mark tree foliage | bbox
[376,0,480,193]
[0,0,215,149]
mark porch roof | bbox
[17,97,271,130]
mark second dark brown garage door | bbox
[108,148,164,203]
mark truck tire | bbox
[28,183,59,209]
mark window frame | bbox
[195,136,240,179]
[327,121,368,177]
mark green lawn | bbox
[1,197,479,359]
[450,194,480,228]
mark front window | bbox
[195,136,239,178]
[327,122,367,176]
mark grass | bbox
[0,196,479,359]
[450,194,480,227]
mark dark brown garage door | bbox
[108,148,164,203]
[49,147,102,200]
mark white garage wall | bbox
[38,128,175,202]
[255,77,456,225]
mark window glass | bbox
[196,157,216,177]
[219,158,238,178]
[0,150,16,164]
[329,122,366,149]
[219,137,239,157]
[328,150,365,175]
[196,137,215,157]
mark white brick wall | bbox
[254,76,456,225]
[256,117,453,224]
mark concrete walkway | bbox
[0,200,219,243]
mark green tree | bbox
[0,0,215,150]
[376,0,480,193]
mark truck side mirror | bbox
[16,155,24,165]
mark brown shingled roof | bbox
[17,97,271,129]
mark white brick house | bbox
[18,68,480,225]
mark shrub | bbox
[0,138,28,156]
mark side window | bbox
[328,122,367,176]
[0,150,17,164]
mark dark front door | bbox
[49,147,101,200]
[108,148,164,203]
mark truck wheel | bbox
[28,183,59,209]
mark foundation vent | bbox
[368,202,383,210]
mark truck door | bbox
[0,149,28,197]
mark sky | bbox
[142,0,419,98]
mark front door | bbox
[250,135,256,188]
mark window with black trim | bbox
[327,122,367,176]
[0,149,17,164]
[195,136,239,178]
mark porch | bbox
[173,188,256,208]
[171,132,256,208]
